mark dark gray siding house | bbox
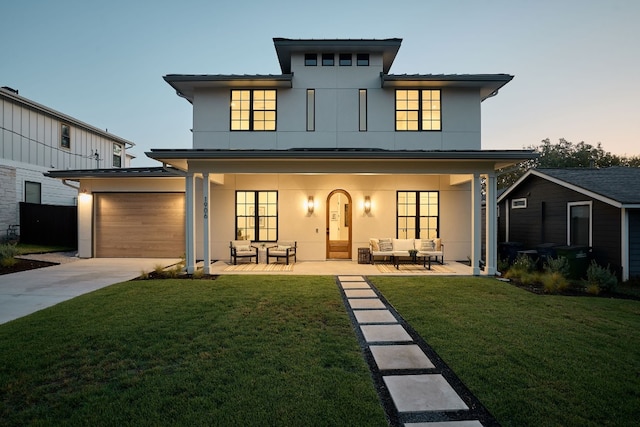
[497,167,640,281]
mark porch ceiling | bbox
[146,149,537,174]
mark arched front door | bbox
[326,189,352,259]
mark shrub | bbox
[585,260,618,293]
[497,257,510,274]
[544,256,570,278]
[542,271,570,294]
[0,243,19,267]
[504,254,537,280]
[520,271,542,286]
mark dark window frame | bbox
[306,89,315,132]
[322,53,334,66]
[339,53,352,66]
[235,190,279,242]
[395,89,442,132]
[230,89,277,131]
[357,53,369,66]
[304,53,317,66]
[359,89,367,132]
[396,190,440,239]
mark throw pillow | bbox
[369,238,380,251]
[378,238,393,251]
[434,238,442,251]
[421,239,435,251]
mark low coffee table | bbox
[392,252,434,270]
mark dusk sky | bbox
[2,0,638,166]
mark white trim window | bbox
[567,201,592,246]
[511,198,527,209]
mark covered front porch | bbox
[148,148,536,277]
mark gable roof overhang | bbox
[382,74,514,101]
[145,148,537,175]
[0,87,135,148]
[273,38,402,74]
[497,168,640,208]
[163,74,294,103]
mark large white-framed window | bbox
[397,191,439,239]
[113,144,122,168]
[236,191,278,241]
[230,90,276,131]
[567,201,592,246]
[511,198,527,209]
[395,89,441,131]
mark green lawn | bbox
[371,276,640,427]
[0,276,386,426]
[2,275,639,427]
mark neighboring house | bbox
[47,38,535,274]
[0,86,135,241]
[497,167,640,281]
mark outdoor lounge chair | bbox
[265,241,297,264]
[229,240,258,264]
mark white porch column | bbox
[485,173,497,276]
[202,173,211,275]
[185,172,196,274]
[471,173,482,275]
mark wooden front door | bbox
[326,189,352,259]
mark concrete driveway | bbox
[0,256,180,325]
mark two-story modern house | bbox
[47,38,535,275]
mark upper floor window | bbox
[113,144,122,168]
[305,53,317,66]
[357,53,369,66]
[322,53,334,66]
[395,90,441,131]
[339,53,352,66]
[230,90,276,131]
[60,123,71,148]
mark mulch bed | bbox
[0,259,57,275]
[503,278,640,301]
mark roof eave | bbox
[163,74,294,102]
[382,74,514,100]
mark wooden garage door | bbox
[95,193,185,258]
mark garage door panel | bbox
[95,193,185,258]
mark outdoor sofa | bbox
[369,238,444,265]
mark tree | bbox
[497,138,636,189]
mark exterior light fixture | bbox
[307,196,315,214]
[364,196,371,214]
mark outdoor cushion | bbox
[236,245,252,252]
[378,238,393,251]
[420,239,435,251]
[393,238,415,251]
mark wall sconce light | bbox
[307,196,315,214]
[364,196,371,214]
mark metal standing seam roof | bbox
[44,166,185,180]
[501,167,640,206]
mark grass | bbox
[14,243,76,255]
[371,276,640,427]
[0,276,386,426]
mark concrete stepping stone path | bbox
[337,276,498,427]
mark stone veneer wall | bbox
[0,165,17,236]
